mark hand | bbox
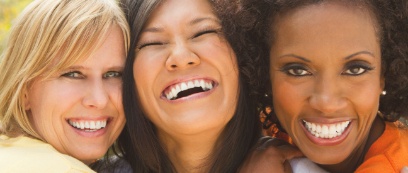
[401,166,408,173]
[238,136,303,173]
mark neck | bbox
[319,116,385,173]
[158,129,222,173]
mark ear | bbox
[380,75,385,95]
[23,90,31,110]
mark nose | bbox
[82,79,109,109]
[165,41,200,71]
[309,76,347,114]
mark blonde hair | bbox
[0,0,130,139]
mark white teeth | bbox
[165,79,214,100]
[187,81,194,88]
[303,120,350,139]
[180,83,188,91]
[68,120,107,131]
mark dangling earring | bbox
[381,90,387,96]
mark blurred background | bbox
[0,0,32,53]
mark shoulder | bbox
[356,122,408,173]
[0,135,95,173]
[94,155,133,173]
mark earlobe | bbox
[380,76,385,94]
[23,91,31,110]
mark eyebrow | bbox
[189,17,220,25]
[142,17,220,33]
[344,51,375,60]
[65,66,85,71]
[278,51,376,62]
[142,27,164,33]
[65,65,124,71]
[278,54,311,62]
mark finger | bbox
[283,160,293,173]
[401,166,408,173]
[277,145,304,159]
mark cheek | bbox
[271,79,304,129]
[353,85,381,121]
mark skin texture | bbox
[269,1,384,169]
[132,0,239,172]
[25,25,126,164]
[239,137,303,173]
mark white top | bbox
[290,157,328,173]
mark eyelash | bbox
[192,28,220,38]
[342,63,374,76]
[137,28,221,50]
[280,62,374,77]
[61,71,123,79]
[61,71,84,79]
[280,63,312,77]
[137,42,164,50]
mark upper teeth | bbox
[68,120,107,131]
[165,79,213,100]
[303,120,350,139]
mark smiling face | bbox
[25,25,126,164]
[133,0,239,138]
[269,2,383,164]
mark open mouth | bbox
[68,119,108,132]
[163,79,215,100]
[302,120,350,139]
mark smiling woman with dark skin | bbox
[220,0,408,172]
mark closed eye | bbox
[137,42,165,50]
[193,28,220,39]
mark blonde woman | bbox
[0,0,129,172]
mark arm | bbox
[238,136,303,173]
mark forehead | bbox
[271,2,380,56]
[146,0,216,26]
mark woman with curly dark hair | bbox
[224,0,408,172]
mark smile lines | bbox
[68,120,107,132]
[303,120,350,139]
[164,79,214,100]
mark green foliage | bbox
[0,0,32,53]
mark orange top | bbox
[356,122,408,173]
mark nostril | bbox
[188,62,194,65]
[171,64,177,68]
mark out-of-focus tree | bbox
[0,0,32,53]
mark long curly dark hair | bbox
[219,0,408,124]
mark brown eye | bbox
[347,67,365,75]
[281,63,312,77]
[288,68,309,76]
[343,64,373,76]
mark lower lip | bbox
[69,123,108,138]
[300,120,353,146]
[162,86,217,103]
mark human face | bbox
[133,0,239,138]
[25,25,126,164]
[269,2,383,164]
